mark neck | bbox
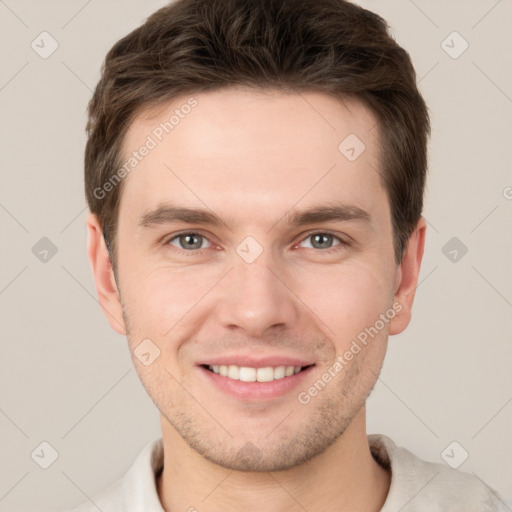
[157,407,390,512]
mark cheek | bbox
[295,261,393,342]
[121,265,216,338]
[120,249,395,353]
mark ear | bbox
[388,217,427,335]
[86,213,127,335]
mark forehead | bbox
[118,89,387,230]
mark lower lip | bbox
[198,365,315,401]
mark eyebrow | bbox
[138,202,371,231]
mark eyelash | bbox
[162,231,348,256]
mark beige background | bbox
[1,0,511,510]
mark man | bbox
[70,0,506,510]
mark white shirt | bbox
[64,434,508,511]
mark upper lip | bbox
[199,355,315,368]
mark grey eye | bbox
[169,233,211,250]
[300,233,341,250]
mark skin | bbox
[87,88,426,512]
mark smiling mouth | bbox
[201,364,314,382]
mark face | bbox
[89,88,424,472]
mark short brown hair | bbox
[85,0,429,270]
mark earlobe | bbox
[86,213,127,335]
[388,217,427,336]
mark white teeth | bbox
[227,365,240,380]
[256,367,274,382]
[207,364,306,382]
[239,367,256,382]
[273,365,286,379]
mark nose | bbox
[215,249,300,338]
